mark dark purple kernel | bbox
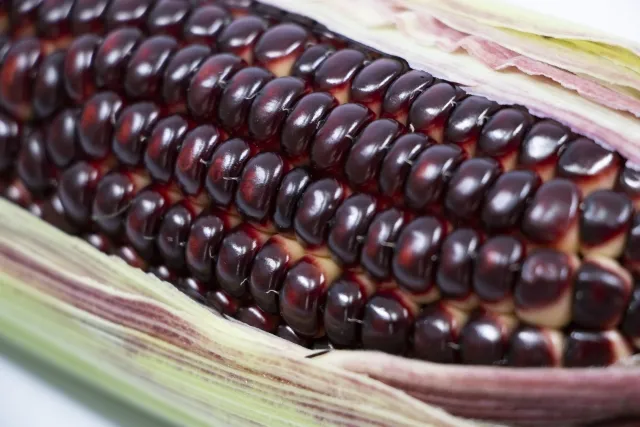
[78,91,124,160]
[63,34,102,104]
[183,5,230,46]
[481,170,541,234]
[175,125,222,196]
[187,53,247,122]
[313,49,367,94]
[623,214,640,272]
[459,311,508,366]
[249,239,290,314]
[324,276,366,347]
[162,45,212,110]
[280,92,337,159]
[413,304,459,363]
[157,203,193,271]
[36,0,74,39]
[236,305,279,333]
[236,152,286,223]
[0,38,44,120]
[580,190,633,248]
[291,44,334,82]
[350,58,406,106]
[248,76,308,143]
[294,178,344,247]
[92,172,135,236]
[444,158,502,224]
[327,194,377,267]
[94,27,144,92]
[9,0,43,34]
[58,161,101,226]
[178,277,209,301]
[378,133,431,202]
[507,327,556,367]
[617,164,640,204]
[392,216,446,295]
[125,189,169,260]
[17,129,52,193]
[124,35,179,100]
[105,0,154,30]
[32,50,67,119]
[0,113,20,172]
[215,226,261,297]
[519,120,571,167]
[436,228,483,300]
[344,119,404,192]
[146,0,190,37]
[621,285,640,343]
[280,259,327,337]
[217,15,268,59]
[206,289,240,316]
[361,208,406,281]
[381,70,433,120]
[473,235,525,304]
[205,138,252,207]
[515,249,575,310]
[444,96,498,146]
[572,260,631,329]
[185,214,226,282]
[253,23,313,71]
[522,179,581,245]
[217,67,274,134]
[144,115,189,183]
[557,138,620,180]
[41,193,80,235]
[404,144,466,211]
[362,294,413,355]
[564,331,618,367]
[277,325,311,347]
[273,167,311,231]
[408,82,461,140]
[112,102,161,166]
[310,103,374,174]
[477,108,533,159]
[71,0,109,35]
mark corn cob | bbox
[1,1,640,425]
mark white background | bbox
[1,1,638,426]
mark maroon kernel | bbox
[404,144,466,212]
[310,103,374,174]
[71,0,110,35]
[444,157,502,225]
[280,91,337,160]
[412,303,463,363]
[392,216,446,296]
[291,44,334,82]
[381,69,433,124]
[183,5,230,46]
[617,163,640,209]
[146,0,191,37]
[344,118,404,193]
[350,58,406,115]
[17,128,52,193]
[36,0,74,40]
[236,152,286,223]
[444,95,498,154]
[253,23,315,77]
[58,161,104,227]
[0,112,20,172]
[125,188,170,261]
[112,102,161,166]
[78,91,124,160]
[236,305,280,333]
[187,53,247,122]
[124,35,179,101]
[144,115,189,183]
[32,50,67,119]
[481,170,541,234]
[378,133,431,203]
[436,228,483,303]
[408,82,461,143]
[217,66,274,135]
[518,119,571,180]
[573,258,632,330]
[459,310,512,366]
[294,177,345,248]
[215,225,264,297]
[473,235,525,306]
[556,137,621,193]
[277,325,312,347]
[94,27,144,92]
[507,327,560,367]
[205,137,252,207]
[580,190,633,257]
[623,213,640,275]
[362,293,413,355]
[64,34,102,104]
[185,213,227,282]
[175,125,222,196]
[217,15,268,63]
[324,276,367,347]
[621,284,640,348]
[273,167,311,231]
[0,38,44,120]
[249,237,292,314]
[361,208,406,281]
[313,49,367,103]
[177,277,209,301]
[477,108,533,168]
[92,171,137,236]
[206,289,241,316]
[105,0,154,30]
[157,203,194,271]
[327,194,377,267]
[162,44,212,112]
[564,330,628,367]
